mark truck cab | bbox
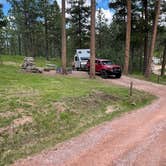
[74,49,90,70]
[86,59,122,78]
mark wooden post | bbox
[157,75,160,84]
[130,81,133,96]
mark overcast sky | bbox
[1,0,113,22]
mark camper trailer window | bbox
[81,57,89,61]
[78,51,82,54]
[87,50,90,53]
[75,56,78,61]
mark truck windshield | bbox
[81,57,89,61]
[102,61,112,65]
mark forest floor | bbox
[12,73,166,166]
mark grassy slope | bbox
[0,61,155,165]
[131,72,166,85]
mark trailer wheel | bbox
[101,70,108,79]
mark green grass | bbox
[0,64,156,166]
[0,55,61,67]
[131,72,166,85]
[0,55,24,64]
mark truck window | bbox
[75,56,78,61]
[102,61,112,65]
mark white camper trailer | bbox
[74,49,90,70]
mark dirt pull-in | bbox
[13,76,166,166]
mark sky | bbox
[1,0,113,22]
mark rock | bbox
[21,57,42,73]
[105,106,115,114]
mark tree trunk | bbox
[45,17,49,60]
[44,0,49,60]
[139,8,144,72]
[143,0,149,74]
[61,0,67,74]
[78,1,82,48]
[145,0,160,78]
[123,0,131,75]
[89,0,96,79]
[5,31,9,55]
[23,11,28,57]
[18,33,22,55]
[129,44,134,73]
[139,44,143,71]
[161,45,166,76]
[30,31,35,57]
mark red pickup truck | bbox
[86,59,122,78]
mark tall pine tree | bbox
[67,0,90,50]
[0,4,7,56]
[7,0,61,58]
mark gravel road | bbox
[12,76,166,166]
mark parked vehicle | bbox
[86,59,122,78]
[74,49,90,70]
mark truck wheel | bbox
[101,70,108,79]
[116,74,121,78]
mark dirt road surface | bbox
[12,76,166,166]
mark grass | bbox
[0,55,61,67]
[131,72,166,85]
[0,63,156,165]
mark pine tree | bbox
[0,4,6,28]
[61,0,67,74]
[7,0,61,58]
[8,0,38,57]
[90,0,96,79]
[96,8,108,51]
[145,0,161,78]
[161,45,166,76]
[0,4,7,56]
[67,0,90,49]
[47,1,61,58]
[123,0,131,75]
[142,0,149,74]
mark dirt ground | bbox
[12,74,166,166]
[42,70,89,78]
